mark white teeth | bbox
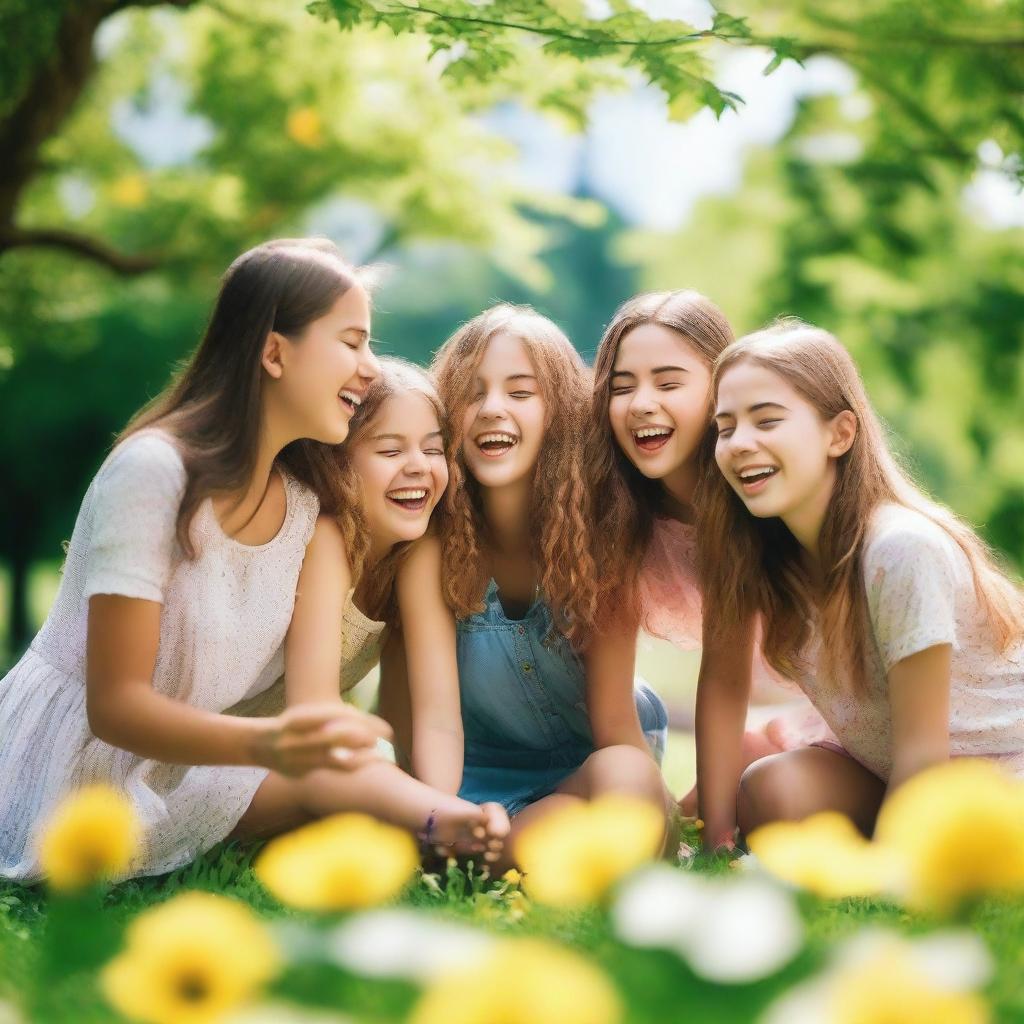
[633,426,673,439]
[476,432,518,445]
[388,489,427,501]
[738,467,777,481]
[339,389,362,406]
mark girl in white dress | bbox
[229,358,509,852]
[0,240,487,881]
[699,319,1024,839]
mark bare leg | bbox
[678,727,785,816]
[376,628,412,772]
[736,747,885,839]
[230,760,501,855]
[495,745,674,872]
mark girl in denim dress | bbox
[378,304,670,861]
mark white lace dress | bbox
[227,594,387,717]
[0,430,319,880]
[798,504,1024,780]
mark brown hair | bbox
[334,356,452,625]
[431,303,599,646]
[585,290,735,623]
[123,237,374,556]
[700,319,1024,688]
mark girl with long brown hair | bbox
[586,290,830,849]
[704,319,1024,838]
[379,304,670,863]
[230,357,508,856]
[1,238,397,881]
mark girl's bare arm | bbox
[584,613,650,752]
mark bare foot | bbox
[428,799,491,857]
[479,802,511,863]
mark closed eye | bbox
[759,419,782,429]
[610,386,634,396]
[424,448,444,456]
[716,426,734,438]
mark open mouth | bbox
[632,425,674,453]
[339,389,363,415]
[386,488,429,512]
[474,431,519,458]
[736,466,779,494]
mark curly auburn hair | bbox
[332,356,453,626]
[430,304,599,647]
[583,290,735,625]
[700,319,1024,690]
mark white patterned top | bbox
[0,429,319,880]
[798,504,1024,779]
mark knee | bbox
[586,744,665,795]
[736,752,809,836]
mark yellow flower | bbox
[516,795,664,907]
[286,107,324,148]
[830,947,989,1024]
[501,868,522,886]
[39,785,139,890]
[875,759,1024,913]
[747,812,899,899]
[110,174,148,208]
[255,813,418,911]
[410,938,622,1024]
[102,892,279,1024]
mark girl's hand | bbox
[252,703,392,777]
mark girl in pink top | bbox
[586,291,830,846]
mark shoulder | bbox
[862,504,960,581]
[308,514,349,561]
[96,429,186,496]
[397,532,443,585]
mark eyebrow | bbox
[372,431,444,442]
[340,327,370,340]
[506,374,536,383]
[714,401,790,421]
[611,365,689,378]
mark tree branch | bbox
[0,227,161,274]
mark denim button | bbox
[522,662,532,672]
[518,625,526,635]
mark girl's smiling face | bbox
[608,322,713,494]
[350,392,449,549]
[714,359,856,549]
[276,284,380,445]
[461,331,546,490]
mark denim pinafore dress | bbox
[456,580,668,816]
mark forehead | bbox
[367,391,440,433]
[475,330,537,377]
[613,322,705,370]
[715,360,801,409]
[323,284,371,328]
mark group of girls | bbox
[1,236,1022,882]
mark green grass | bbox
[3,575,1023,1021]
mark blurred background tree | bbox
[1,0,1021,662]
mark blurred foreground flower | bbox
[875,759,1024,913]
[327,909,493,980]
[761,929,992,1024]
[410,938,622,1024]
[747,812,900,899]
[39,784,139,890]
[102,892,279,1024]
[516,795,664,907]
[613,865,803,983]
[256,813,418,911]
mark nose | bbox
[723,422,757,456]
[359,344,382,384]
[403,448,429,476]
[478,387,506,420]
[628,384,658,419]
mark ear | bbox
[261,331,287,380]
[827,409,857,458]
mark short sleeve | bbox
[83,432,188,603]
[863,518,960,671]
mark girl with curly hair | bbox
[704,320,1024,838]
[586,290,831,851]
[378,304,670,860]
[229,357,508,858]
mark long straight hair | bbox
[431,304,599,647]
[123,238,368,555]
[333,356,453,625]
[700,320,1024,689]
[585,290,735,623]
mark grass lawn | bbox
[2,574,1024,1021]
